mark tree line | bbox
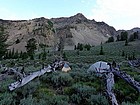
[106,31,139,44]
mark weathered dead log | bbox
[106,72,118,105]
[128,59,140,67]
[10,68,25,79]
[88,61,140,105]
[106,72,114,92]
[8,60,68,91]
[9,66,52,91]
[112,68,140,92]
[106,90,118,105]
[0,74,7,81]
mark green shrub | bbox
[134,75,140,82]
[37,95,69,105]
[50,95,69,105]
[70,94,81,104]
[36,87,54,98]
[114,79,138,102]
[107,36,114,43]
[69,84,96,104]
[70,70,96,82]
[16,79,40,98]
[40,71,73,88]
[87,94,109,105]
[19,95,37,105]
[0,92,14,105]
[122,101,140,105]
[0,78,14,92]
[36,99,46,105]
[47,72,73,88]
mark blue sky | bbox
[0,0,140,30]
[0,0,96,19]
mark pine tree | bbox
[132,51,136,60]
[85,44,91,51]
[77,43,80,50]
[125,53,127,59]
[62,52,67,60]
[38,53,41,59]
[99,42,104,55]
[122,50,125,56]
[125,39,128,46]
[4,51,8,59]
[76,43,84,51]
[76,50,79,55]
[58,37,64,54]
[107,36,114,43]
[19,51,23,58]
[128,54,132,60]
[11,48,15,59]
[79,43,83,51]
[22,52,28,60]
[15,38,20,44]
[120,31,128,41]
[116,35,120,41]
[26,38,37,60]
[14,50,19,59]
[133,31,139,39]
[42,48,47,60]
[8,50,12,59]
[74,45,77,50]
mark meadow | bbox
[0,40,140,105]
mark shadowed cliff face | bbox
[0,13,117,51]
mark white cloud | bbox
[88,0,140,30]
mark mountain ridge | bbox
[0,13,137,52]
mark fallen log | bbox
[128,59,140,67]
[8,60,70,91]
[88,61,119,105]
[9,66,52,91]
[88,61,140,104]
[106,90,118,105]
[112,68,140,92]
[106,72,118,105]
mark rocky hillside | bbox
[117,27,140,39]
[0,13,117,51]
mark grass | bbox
[0,40,140,104]
[65,40,140,64]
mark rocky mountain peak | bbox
[51,13,88,27]
[70,13,88,23]
[32,17,47,22]
[72,13,87,20]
